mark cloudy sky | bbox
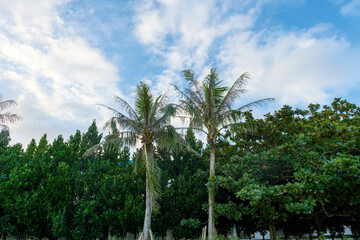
[1,0,360,146]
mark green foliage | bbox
[180,218,201,229]
[153,129,207,238]
[216,98,360,237]
[0,98,359,239]
[0,121,145,239]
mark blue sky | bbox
[1,0,360,145]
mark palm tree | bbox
[174,68,274,239]
[0,96,21,131]
[99,82,184,240]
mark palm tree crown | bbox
[175,68,273,144]
[101,83,179,148]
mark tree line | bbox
[0,69,359,240]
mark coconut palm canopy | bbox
[101,83,182,151]
[174,68,274,140]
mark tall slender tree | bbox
[98,82,183,240]
[0,96,21,131]
[174,68,274,239]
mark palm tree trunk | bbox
[208,141,216,240]
[143,144,153,240]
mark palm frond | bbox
[0,113,22,124]
[143,144,162,212]
[182,69,198,85]
[83,142,103,157]
[152,104,177,130]
[150,160,162,211]
[0,100,17,111]
[100,106,141,133]
[219,98,274,127]
[217,109,243,126]
[175,126,207,135]
[114,95,140,122]
[173,84,205,120]
[154,125,201,157]
[112,131,138,146]
[149,94,164,122]
[181,70,209,113]
[0,124,9,132]
[188,115,206,131]
[0,98,21,130]
[153,125,181,151]
[149,93,177,131]
[83,131,136,157]
[205,68,227,106]
[202,69,228,132]
[216,72,249,114]
[133,148,145,175]
[135,82,154,123]
[181,70,208,110]
[236,98,275,111]
[219,121,258,134]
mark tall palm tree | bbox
[99,82,183,240]
[0,96,21,131]
[174,68,274,239]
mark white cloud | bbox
[3,0,360,145]
[217,26,360,106]
[0,0,122,145]
[133,0,258,93]
[133,0,360,111]
[340,0,360,16]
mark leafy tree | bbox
[74,121,144,239]
[216,98,360,240]
[174,68,273,239]
[1,135,52,239]
[46,134,76,239]
[287,99,360,239]
[0,132,22,240]
[72,120,104,239]
[110,148,145,237]
[98,82,184,240]
[0,130,10,147]
[0,121,146,239]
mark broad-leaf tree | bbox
[216,98,360,240]
[174,68,273,239]
[99,82,183,240]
